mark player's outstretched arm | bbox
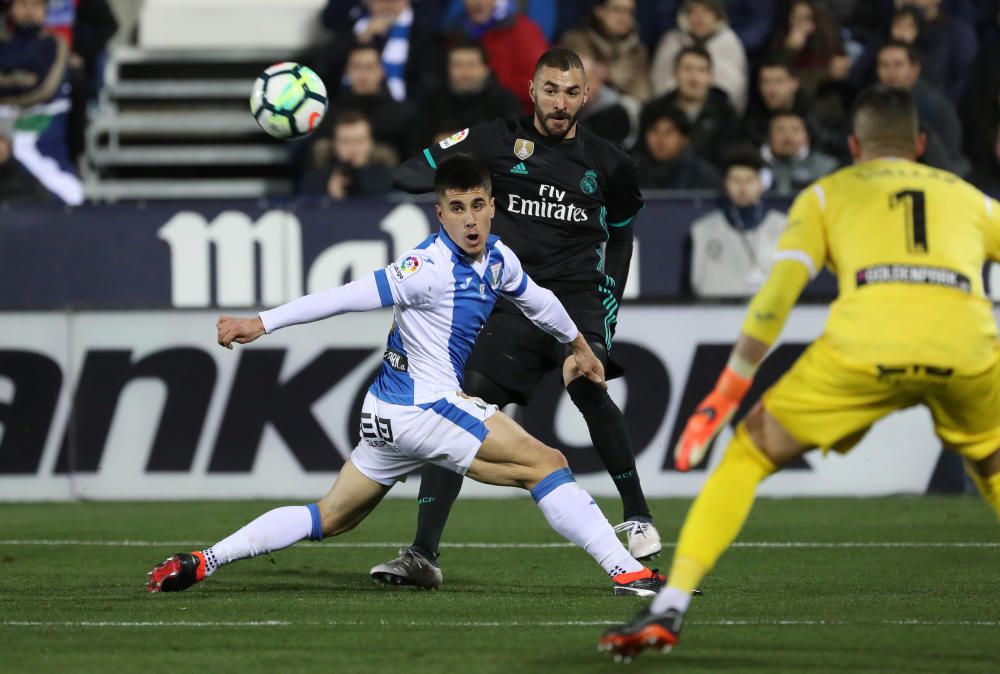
[674,259,810,471]
[218,271,395,348]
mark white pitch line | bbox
[1,540,998,549]
[2,621,291,627]
[2,619,997,628]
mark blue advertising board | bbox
[1,196,835,308]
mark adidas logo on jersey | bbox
[510,162,528,175]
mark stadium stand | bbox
[84,47,301,199]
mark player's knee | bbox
[544,446,570,471]
[745,403,803,467]
[973,446,1000,478]
[744,404,769,448]
[528,443,569,482]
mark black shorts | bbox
[464,286,623,405]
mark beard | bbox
[534,105,578,140]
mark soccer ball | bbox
[250,62,327,140]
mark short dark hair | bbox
[448,35,490,65]
[674,44,712,71]
[533,48,584,77]
[434,154,492,199]
[348,43,380,60]
[333,109,370,129]
[722,146,765,173]
[851,85,919,153]
[684,0,726,20]
[879,39,919,65]
[770,109,806,124]
[758,55,797,79]
[768,110,809,138]
[892,5,925,32]
[641,103,691,137]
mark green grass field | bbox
[2,497,998,673]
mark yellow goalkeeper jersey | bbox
[777,157,1000,373]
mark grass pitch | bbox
[1,496,998,674]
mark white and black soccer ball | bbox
[250,62,327,140]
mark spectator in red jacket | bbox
[447,0,548,113]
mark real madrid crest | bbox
[580,169,598,195]
[514,139,535,161]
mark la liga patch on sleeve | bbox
[438,128,469,149]
[391,255,423,282]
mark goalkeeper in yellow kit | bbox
[599,86,1000,660]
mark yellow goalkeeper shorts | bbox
[762,337,1000,461]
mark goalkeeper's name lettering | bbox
[507,194,589,223]
[856,264,971,293]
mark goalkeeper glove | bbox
[674,365,753,472]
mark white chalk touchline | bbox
[3,619,997,628]
[1,540,998,549]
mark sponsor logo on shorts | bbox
[391,255,422,282]
[876,364,954,379]
[856,264,971,293]
[439,128,469,149]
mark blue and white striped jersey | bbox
[260,228,579,405]
[370,229,577,405]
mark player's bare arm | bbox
[216,315,266,349]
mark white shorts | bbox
[350,390,499,486]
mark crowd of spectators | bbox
[298,0,1000,298]
[0,0,117,204]
[300,0,1000,204]
[1,0,999,219]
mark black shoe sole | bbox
[612,587,659,597]
[370,572,439,590]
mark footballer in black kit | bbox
[418,115,641,381]
[370,49,661,589]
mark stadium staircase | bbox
[84,47,307,201]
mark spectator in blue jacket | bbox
[0,0,83,204]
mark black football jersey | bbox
[423,117,644,286]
